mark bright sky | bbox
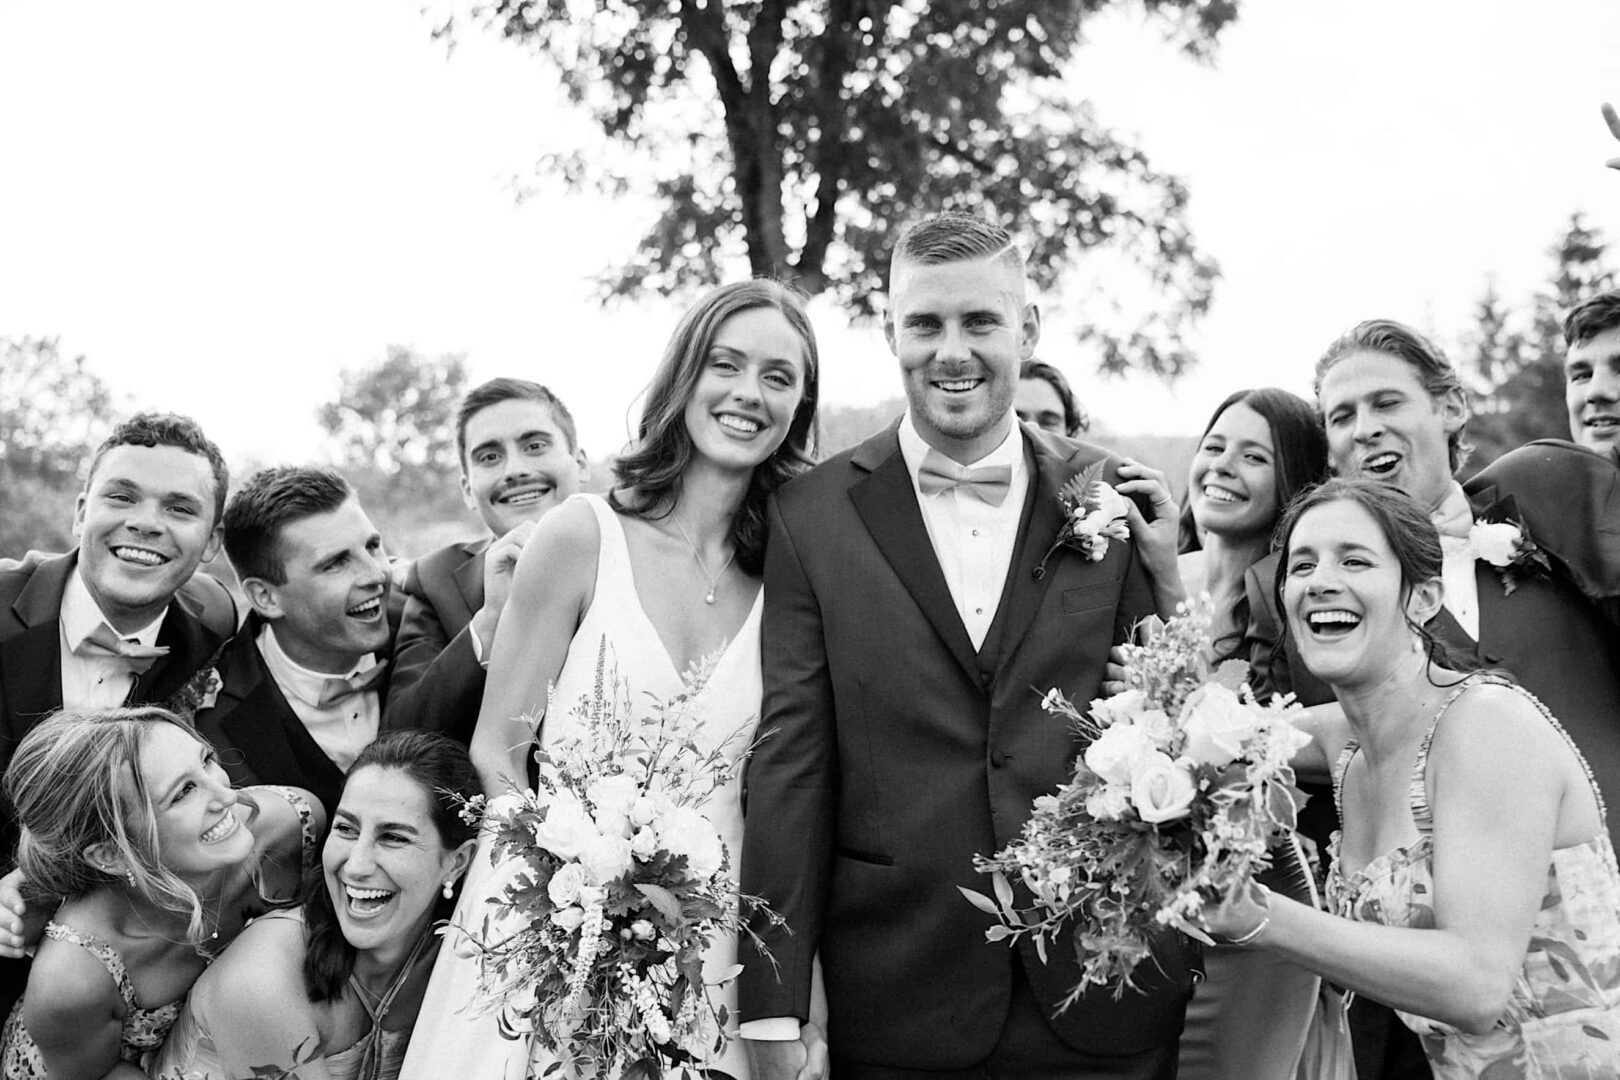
[2,0,1617,469]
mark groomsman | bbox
[741,213,1194,1079]
[1563,289,1620,464]
[193,467,393,815]
[1247,320,1620,1080]
[383,378,587,741]
[0,412,237,1009]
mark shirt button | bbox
[971,528,980,537]
[990,750,1007,768]
[974,607,983,615]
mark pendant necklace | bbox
[670,515,735,605]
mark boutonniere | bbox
[1470,515,1551,595]
[165,655,225,719]
[1033,461,1132,579]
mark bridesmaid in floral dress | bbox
[1206,478,1620,1078]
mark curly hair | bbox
[87,412,230,527]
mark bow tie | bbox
[75,623,169,674]
[917,448,1012,507]
[316,661,389,709]
[1431,483,1474,541]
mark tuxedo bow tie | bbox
[75,623,169,674]
[316,661,389,709]
[917,449,1012,506]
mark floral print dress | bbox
[1327,674,1620,1078]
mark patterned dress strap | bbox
[263,784,319,866]
[1331,738,1360,821]
[43,922,140,1014]
[1409,674,1489,834]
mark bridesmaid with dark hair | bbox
[153,731,479,1080]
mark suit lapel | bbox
[979,431,1070,671]
[130,587,219,706]
[206,617,341,794]
[849,427,981,684]
[3,554,76,724]
[452,543,487,626]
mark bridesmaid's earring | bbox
[442,880,455,900]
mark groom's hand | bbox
[745,1036,810,1080]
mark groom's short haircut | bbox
[890,212,1025,284]
[223,466,353,585]
[1565,290,1620,350]
[86,412,230,527]
[453,378,579,466]
[1313,319,1473,473]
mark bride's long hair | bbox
[611,279,820,575]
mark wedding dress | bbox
[400,494,759,1080]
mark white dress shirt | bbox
[256,622,381,772]
[58,565,168,711]
[741,412,1030,1043]
[1433,482,1482,642]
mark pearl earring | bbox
[441,880,454,900]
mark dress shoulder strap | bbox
[1331,739,1359,821]
[44,921,140,1013]
[1410,673,1498,833]
[569,493,633,602]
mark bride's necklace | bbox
[670,514,735,605]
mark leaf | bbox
[992,870,1016,913]
[958,886,1002,917]
[635,882,684,923]
[985,925,1016,943]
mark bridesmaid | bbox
[0,707,315,1079]
[1114,388,1329,1080]
[1207,478,1620,1077]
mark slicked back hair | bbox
[454,378,579,467]
[1313,319,1472,474]
[223,466,352,585]
[87,412,230,527]
[891,212,1024,278]
[1564,289,1620,350]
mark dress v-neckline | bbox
[600,500,762,684]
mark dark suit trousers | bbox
[830,956,1178,1080]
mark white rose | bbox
[532,790,599,860]
[629,795,661,828]
[579,833,634,885]
[1083,723,1156,786]
[658,806,725,879]
[1085,784,1132,821]
[1090,688,1147,728]
[1092,482,1130,522]
[1181,683,1263,768]
[587,774,642,839]
[550,905,584,931]
[630,826,660,859]
[1471,521,1522,567]
[1130,752,1198,824]
[547,862,587,907]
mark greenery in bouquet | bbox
[965,599,1311,1004]
[451,638,775,1079]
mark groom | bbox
[740,213,1195,1079]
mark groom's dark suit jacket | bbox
[740,422,1196,1070]
[192,610,397,817]
[384,537,490,743]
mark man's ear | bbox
[198,526,224,566]
[1436,385,1469,435]
[573,447,590,484]
[71,490,88,540]
[241,576,283,621]
[1019,302,1042,359]
[459,472,477,514]
[883,308,899,355]
[1405,575,1444,629]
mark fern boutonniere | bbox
[1033,461,1132,579]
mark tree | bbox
[318,347,477,552]
[1459,213,1615,468]
[0,337,120,553]
[436,0,1235,378]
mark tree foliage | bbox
[0,337,120,553]
[318,346,476,550]
[1458,213,1614,469]
[434,0,1236,378]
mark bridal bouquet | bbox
[453,639,771,1079]
[965,599,1311,1003]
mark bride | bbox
[400,280,824,1080]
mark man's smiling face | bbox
[459,398,586,537]
[73,443,222,632]
[885,254,1039,464]
[1565,324,1620,456]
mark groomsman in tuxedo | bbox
[0,412,237,1009]
[1563,289,1620,465]
[741,213,1195,1079]
[384,378,587,741]
[1246,319,1620,1080]
[192,467,393,815]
